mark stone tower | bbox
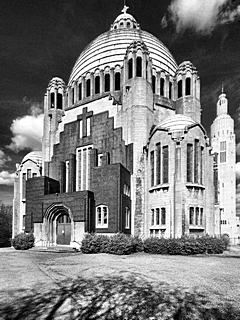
[210,90,237,240]
[42,77,66,176]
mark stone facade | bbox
[13,6,238,246]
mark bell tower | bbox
[42,77,66,175]
[210,89,237,241]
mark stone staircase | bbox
[30,246,80,253]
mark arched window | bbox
[160,78,165,96]
[127,22,131,28]
[120,22,124,28]
[136,56,142,77]
[50,92,54,108]
[185,77,191,95]
[178,80,182,98]
[152,75,156,93]
[72,87,75,104]
[95,76,100,94]
[115,72,121,90]
[79,83,82,100]
[96,205,108,228]
[128,58,133,79]
[169,82,172,99]
[104,74,110,92]
[86,79,91,97]
[57,93,62,109]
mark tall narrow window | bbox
[125,207,130,229]
[136,56,142,77]
[86,79,91,97]
[185,77,191,95]
[104,74,110,92]
[96,205,108,228]
[200,147,204,184]
[79,83,82,100]
[57,93,62,109]
[22,173,26,199]
[195,207,199,225]
[194,140,199,183]
[72,87,75,104]
[76,145,93,191]
[156,143,161,185]
[220,141,226,163]
[151,209,154,225]
[160,78,165,96]
[189,207,194,225]
[161,208,166,225]
[95,76,100,94]
[115,72,121,90]
[150,150,155,187]
[50,92,54,108]
[156,208,160,225]
[128,58,133,79]
[162,146,169,184]
[178,80,182,98]
[86,117,91,136]
[200,208,203,225]
[169,82,172,99]
[187,144,193,183]
[152,76,156,93]
[65,160,69,193]
[79,120,83,138]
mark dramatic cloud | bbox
[0,150,11,167]
[236,162,240,180]
[7,104,43,152]
[162,0,240,34]
[0,171,15,186]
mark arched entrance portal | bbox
[44,204,73,246]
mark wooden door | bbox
[56,214,71,245]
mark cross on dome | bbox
[121,5,129,14]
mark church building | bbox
[12,7,237,248]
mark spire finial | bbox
[122,4,129,14]
[221,82,224,94]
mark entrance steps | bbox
[30,246,79,253]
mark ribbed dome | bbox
[22,151,42,166]
[68,11,177,85]
[159,114,196,132]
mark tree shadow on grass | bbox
[0,276,239,320]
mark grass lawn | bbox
[0,247,240,319]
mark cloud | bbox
[0,150,11,167]
[162,0,240,34]
[7,103,43,152]
[236,162,240,180]
[0,171,15,185]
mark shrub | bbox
[143,236,227,256]
[81,233,142,255]
[131,235,144,253]
[107,233,134,255]
[143,237,168,254]
[12,233,35,250]
[81,233,109,254]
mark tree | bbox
[0,203,12,247]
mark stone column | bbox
[156,71,160,95]
[100,70,104,94]
[142,55,146,79]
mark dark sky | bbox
[0,0,240,204]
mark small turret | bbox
[175,61,201,123]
